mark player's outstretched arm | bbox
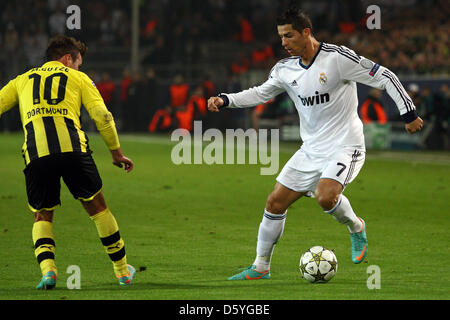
[110,148,134,173]
[207,96,224,112]
[333,47,426,136]
[405,116,423,134]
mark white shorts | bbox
[276,148,365,194]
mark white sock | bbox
[325,194,363,233]
[253,209,286,272]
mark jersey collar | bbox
[299,42,323,70]
[41,60,66,68]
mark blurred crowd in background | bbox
[0,0,448,149]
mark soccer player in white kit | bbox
[208,8,423,280]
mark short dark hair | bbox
[276,8,313,33]
[45,35,87,62]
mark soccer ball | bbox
[299,246,338,283]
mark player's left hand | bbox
[405,117,423,134]
[110,148,134,173]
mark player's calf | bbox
[89,207,131,280]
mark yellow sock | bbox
[90,208,128,277]
[32,221,57,276]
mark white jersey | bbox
[221,42,417,157]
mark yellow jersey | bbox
[0,61,120,165]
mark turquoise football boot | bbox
[36,271,57,290]
[228,265,271,280]
[350,218,368,264]
[118,264,136,286]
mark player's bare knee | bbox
[34,210,54,222]
[265,193,287,215]
[81,192,107,216]
[315,191,338,211]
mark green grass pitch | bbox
[0,132,448,300]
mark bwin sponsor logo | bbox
[298,91,330,106]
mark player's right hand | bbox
[207,97,224,112]
[110,148,134,173]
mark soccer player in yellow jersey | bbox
[0,35,136,289]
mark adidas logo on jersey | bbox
[298,91,330,106]
[290,80,298,87]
